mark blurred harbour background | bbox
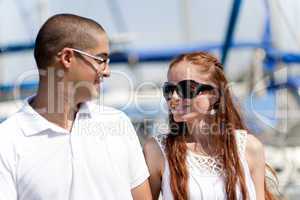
[1,0,300,199]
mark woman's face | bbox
[166,61,219,122]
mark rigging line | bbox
[272,0,300,50]
[105,0,128,33]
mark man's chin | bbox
[91,88,100,98]
[84,92,100,103]
[76,90,100,104]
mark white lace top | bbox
[153,130,257,200]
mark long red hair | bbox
[165,52,278,200]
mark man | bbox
[0,14,152,200]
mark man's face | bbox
[66,33,110,103]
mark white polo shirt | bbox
[0,97,149,200]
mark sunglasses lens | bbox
[163,80,215,100]
[178,80,198,99]
[197,84,214,93]
[163,83,176,100]
[178,80,215,99]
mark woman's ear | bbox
[209,99,220,115]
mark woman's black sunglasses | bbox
[162,79,215,100]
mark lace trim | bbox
[153,134,168,158]
[153,134,225,176]
[153,131,247,176]
[187,152,225,176]
[235,130,247,157]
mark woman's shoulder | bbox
[143,135,166,176]
[143,134,167,156]
[235,130,264,155]
[245,133,264,158]
[143,136,161,152]
[243,132,265,173]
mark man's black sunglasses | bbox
[162,79,215,100]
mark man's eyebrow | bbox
[96,53,109,58]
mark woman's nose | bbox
[171,90,180,100]
[169,92,180,109]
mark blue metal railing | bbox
[221,0,243,65]
[1,41,300,94]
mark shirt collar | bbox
[19,95,92,137]
[77,101,92,117]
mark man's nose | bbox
[101,64,110,78]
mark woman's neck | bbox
[185,116,219,156]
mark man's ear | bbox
[58,48,75,69]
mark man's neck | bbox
[30,80,80,132]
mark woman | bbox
[143,52,278,200]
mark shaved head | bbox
[34,13,106,69]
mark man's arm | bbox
[121,113,152,200]
[0,144,18,200]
